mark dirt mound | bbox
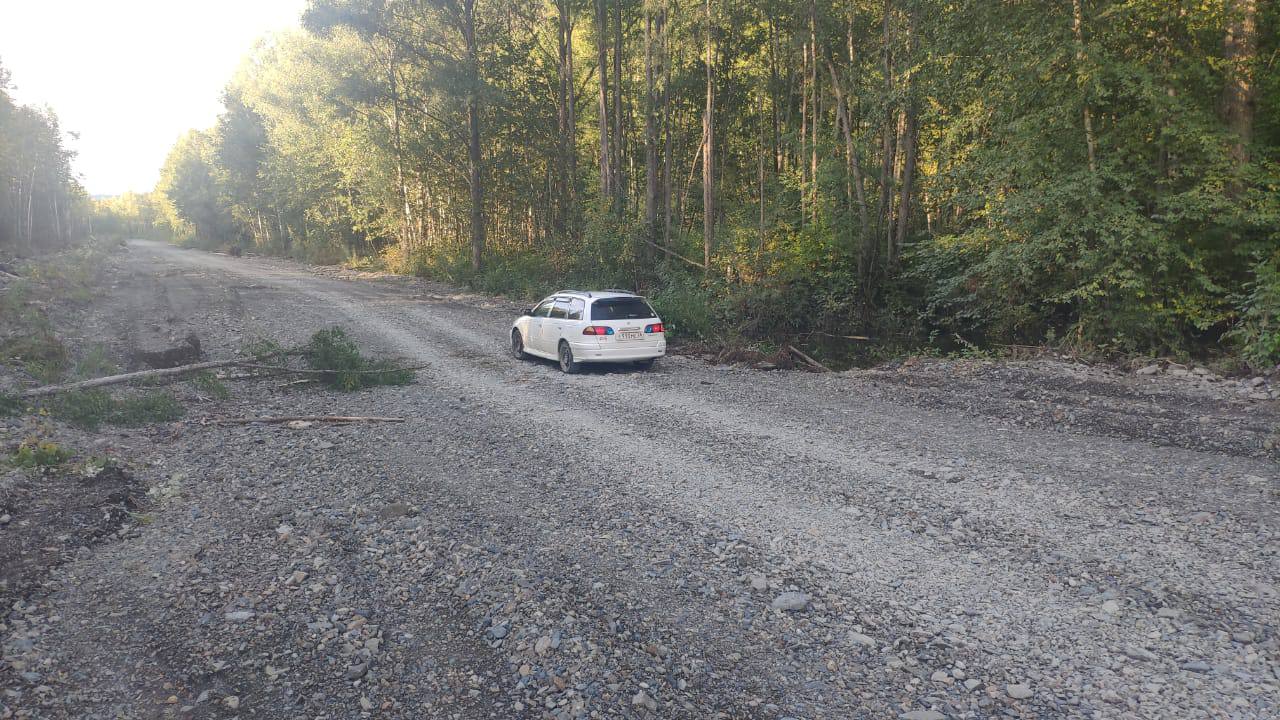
[0,463,145,602]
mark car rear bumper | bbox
[569,340,665,363]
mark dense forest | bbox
[0,61,90,256]
[141,0,1276,365]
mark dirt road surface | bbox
[2,240,1277,719]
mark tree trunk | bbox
[661,2,673,247]
[1071,0,1098,174]
[613,0,625,213]
[388,49,414,250]
[757,91,766,271]
[827,59,870,249]
[874,1,896,280]
[800,39,808,223]
[556,0,575,233]
[644,5,659,255]
[595,0,612,204]
[702,0,715,271]
[464,0,485,271]
[1221,0,1258,167]
[891,9,917,269]
[809,0,819,224]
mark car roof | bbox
[548,290,642,301]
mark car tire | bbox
[558,341,580,374]
[633,358,655,369]
[511,329,528,360]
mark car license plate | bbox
[618,331,642,341]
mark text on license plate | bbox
[618,331,643,341]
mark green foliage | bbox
[303,327,415,391]
[149,0,1279,363]
[91,192,174,242]
[75,345,119,380]
[46,390,184,430]
[190,371,231,400]
[0,59,91,255]
[1,332,69,384]
[647,275,719,342]
[1228,252,1280,370]
[241,336,286,360]
[8,438,73,469]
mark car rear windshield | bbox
[591,298,656,320]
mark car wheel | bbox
[633,358,655,369]
[511,329,528,360]
[558,341,580,374]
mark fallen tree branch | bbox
[233,363,430,376]
[17,354,423,398]
[808,331,872,341]
[787,345,833,373]
[640,237,707,269]
[212,415,405,425]
[18,356,276,398]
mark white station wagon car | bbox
[511,290,665,373]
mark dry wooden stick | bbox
[787,345,833,373]
[212,416,405,425]
[17,357,271,398]
[233,363,429,376]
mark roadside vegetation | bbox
[5,6,1276,371]
[0,239,414,437]
[105,0,1276,370]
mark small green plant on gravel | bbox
[45,389,184,430]
[75,344,119,379]
[304,327,415,391]
[8,438,73,469]
[241,336,286,360]
[190,371,231,399]
[0,394,20,417]
[1,332,70,383]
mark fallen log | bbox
[212,415,405,425]
[232,363,429,376]
[787,345,833,373]
[18,357,262,398]
[16,353,424,398]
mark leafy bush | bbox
[9,439,73,468]
[1228,253,1280,370]
[304,327,415,391]
[647,275,719,342]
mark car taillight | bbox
[645,323,664,334]
[583,326,615,336]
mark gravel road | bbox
[2,240,1277,719]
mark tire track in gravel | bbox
[136,242,1279,720]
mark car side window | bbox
[566,298,585,320]
[549,298,570,319]
[533,299,556,317]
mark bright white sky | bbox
[0,0,307,196]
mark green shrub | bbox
[648,276,719,342]
[304,327,415,391]
[9,439,73,468]
[190,371,231,399]
[1228,253,1280,370]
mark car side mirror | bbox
[522,307,534,316]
